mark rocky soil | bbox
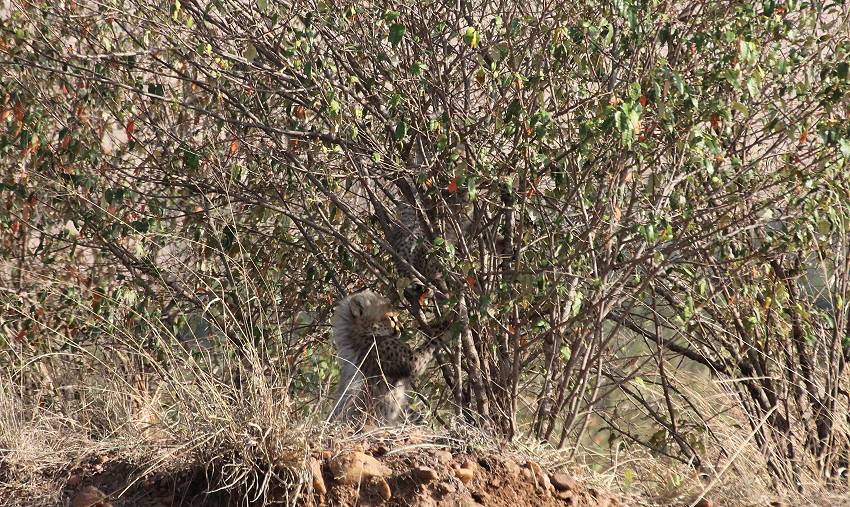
[52,445,625,507]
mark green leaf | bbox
[243,42,258,63]
[393,121,408,141]
[466,176,477,201]
[464,27,480,48]
[182,147,200,170]
[148,83,164,97]
[624,468,634,488]
[505,99,522,123]
[389,23,405,47]
[570,291,584,317]
[839,139,850,159]
[628,81,641,101]
[671,73,685,95]
[644,223,656,242]
[838,62,849,81]
[746,77,759,98]
[383,10,400,22]
[328,99,341,115]
[230,165,242,183]
[724,69,741,89]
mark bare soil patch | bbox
[12,445,624,507]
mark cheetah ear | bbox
[350,298,364,319]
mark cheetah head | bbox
[334,290,393,332]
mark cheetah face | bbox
[371,311,402,338]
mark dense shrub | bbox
[2,0,849,493]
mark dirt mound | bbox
[50,445,623,507]
[317,447,621,507]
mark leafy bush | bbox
[2,0,849,496]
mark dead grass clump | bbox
[0,329,326,506]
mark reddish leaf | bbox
[14,102,24,123]
[639,95,647,107]
[447,178,458,193]
[229,139,239,156]
[418,288,431,306]
[710,113,721,132]
[126,119,135,138]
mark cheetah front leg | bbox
[330,361,366,422]
[374,379,410,425]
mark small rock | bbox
[372,445,389,456]
[556,489,574,501]
[433,449,453,465]
[309,458,326,496]
[434,481,456,495]
[550,472,577,492]
[504,458,521,477]
[462,458,477,470]
[369,476,392,501]
[694,499,713,507]
[526,461,551,490]
[66,473,82,488]
[521,467,532,479]
[490,478,501,488]
[454,467,474,484]
[327,451,390,485]
[412,466,438,483]
[71,485,107,507]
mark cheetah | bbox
[330,290,447,424]
[386,203,431,285]
[385,202,451,324]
